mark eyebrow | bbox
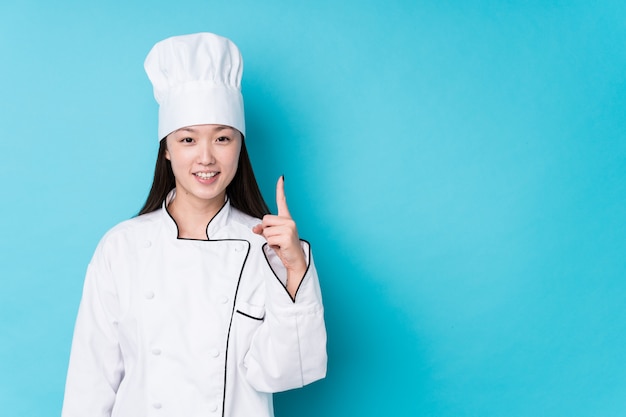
[175,125,233,133]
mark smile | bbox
[195,172,218,179]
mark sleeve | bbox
[61,243,124,417]
[242,240,327,393]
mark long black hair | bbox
[138,137,270,218]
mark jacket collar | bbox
[161,189,232,240]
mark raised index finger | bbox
[276,175,291,217]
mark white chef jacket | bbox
[62,194,327,417]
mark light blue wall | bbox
[1,1,625,416]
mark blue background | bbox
[1,1,625,416]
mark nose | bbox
[197,140,215,165]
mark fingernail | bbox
[282,174,285,182]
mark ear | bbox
[165,148,171,160]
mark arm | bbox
[246,176,327,392]
[243,241,327,392]
[62,244,124,417]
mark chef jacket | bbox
[62,194,327,417]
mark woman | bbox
[62,33,327,417]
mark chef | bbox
[61,32,327,417]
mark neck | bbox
[167,192,226,240]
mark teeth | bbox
[195,172,217,179]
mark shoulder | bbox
[226,207,265,243]
[104,210,161,239]
[229,207,262,229]
[94,210,163,256]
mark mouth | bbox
[194,171,218,180]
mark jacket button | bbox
[142,240,152,248]
[144,291,155,299]
[152,402,162,409]
[209,348,219,358]
[218,296,228,304]
[151,348,162,356]
[209,403,218,412]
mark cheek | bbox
[166,152,192,179]
[226,145,242,170]
[233,152,239,173]
[232,149,241,168]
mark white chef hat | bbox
[144,32,245,140]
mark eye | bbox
[180,137,194,143]
[216,136,231,143]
